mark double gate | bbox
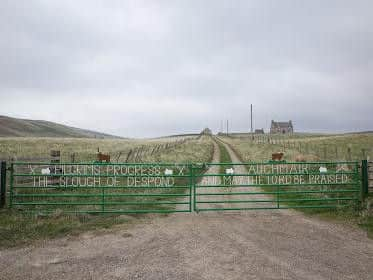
[8,161,361,214]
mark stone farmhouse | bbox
[270,120,294,134]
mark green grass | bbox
[0,209,135,248]
[216,139,233,175]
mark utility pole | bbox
[250,104,253,133]
[226,120,229,136]
[250,104,254,140]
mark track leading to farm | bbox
[1,141,373,280]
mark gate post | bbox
[9,163,14,208]
[361,160,368,199]
[192,165,196,212]
[189,164,193,212]
[0,161,6,208]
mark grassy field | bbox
[225,132,373,162]
[0,136,196,162]
[220,133,373,238]
[0,136,214,248]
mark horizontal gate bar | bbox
[196,189,358,196]
[193,172,357,177]
[196,197,358,204]
[196,183,358,188]
[13,174,190,178]
[195,205,352,211]
[14,193,190,197]
[12,162,191,166]
[196,161,358,165]
[12,201,190,206]
[19,209,192,214]
[13,185,190,189]
[12,161,358,165]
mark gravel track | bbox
[217,139,274,209]
[0,141,372,280]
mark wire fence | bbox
[228,134,373,161]
[0,137,196,164]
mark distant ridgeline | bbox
[0,115,120,138]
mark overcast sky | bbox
[0,1,372,137]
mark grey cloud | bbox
[0,0,372,137]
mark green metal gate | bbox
[193,161,361,212]
[9,161,361,214]
[10,162,193,214]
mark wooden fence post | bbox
[70,153,75,163]
[362,149,367,160]
[125,150,132,163]
[50,150,60,163]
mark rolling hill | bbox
[0,115,120,138]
